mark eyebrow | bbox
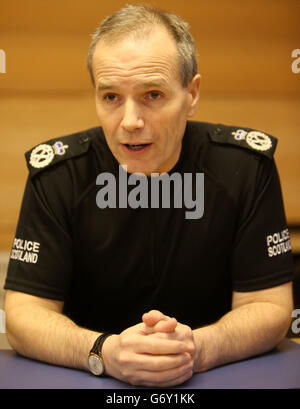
[137,80,168,89]
[97,82,115,92]
[97,79,168,92]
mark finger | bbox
[141,368,193,388]
[142,310,167,327]
[135,335,188,355]
[130,361,194,387]
[151,317,177,333]
[142,310,177,334]
[149,331,196,356]
[143,318,177,334]
[133,352,191,372]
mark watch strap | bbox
[90,332,112,356]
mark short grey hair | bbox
[86,4,198,88]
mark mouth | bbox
[122,143,152,153]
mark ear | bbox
[187,74,201,117]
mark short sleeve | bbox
[4,172,73,300]
[230,158,293,291]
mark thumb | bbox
[142,310,177,333]
[142,310,166,327]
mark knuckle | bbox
[118,351,129,366]
[121,367,130,378]
[178,341,186,352]
[119,334,131,349]
[128,375,139,386]
[188,344,196,357]
[184,370,193,381]
[182,352,190,363]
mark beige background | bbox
[1,0,299,251]
[0,0,300,346]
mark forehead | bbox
[92,26,181,86]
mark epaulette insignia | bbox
[25,132,91,176]
[209,125,277,159]
[29,141,69,169]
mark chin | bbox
[125,166,151,176]
[119,161,154,176]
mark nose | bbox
[121,99,144,132]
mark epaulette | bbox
[208,124,277,159]
[25,129,94,177]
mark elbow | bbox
[4,306,21,353]
[4,294,27,354]
[271,304,293,346]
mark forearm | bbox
[193,302,292,372]
[6,303,100,371]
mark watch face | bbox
[88,354,104,376]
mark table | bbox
[1,338,300,389]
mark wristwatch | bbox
[88,333,112,376]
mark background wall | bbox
[0,0,299,249]
[0,0,300,348]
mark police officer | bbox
[4,5,293,387]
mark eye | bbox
[103,93,119,103]
[147,91,163,101]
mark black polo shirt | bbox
[4,121,293,333]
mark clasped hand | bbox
[102,310,196,387]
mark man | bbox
[4,5,294,387]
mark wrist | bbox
[76,329,100,371]
[193,324,221,373]
[99,333,118,376]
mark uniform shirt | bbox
[4,121,293,334]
